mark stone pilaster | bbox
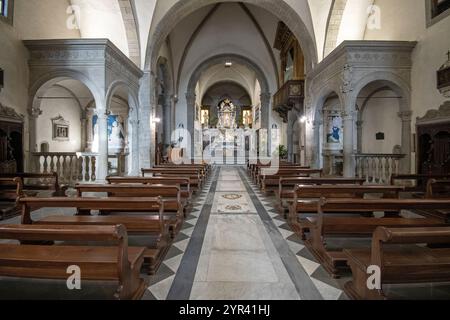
[398,110,413,173]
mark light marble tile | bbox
[311,278,342,300]
[190,281,301,300]
[164,254,184,273]
[206,251,279,283]
[148,275,175,300]
[297,256,320,276]
[216,181,246,192]
[173,238,190,252]
[209,216,266,251]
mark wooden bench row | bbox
[0,167,213,300]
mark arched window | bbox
[0,0,13,25]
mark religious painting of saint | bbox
[326,115,342,144]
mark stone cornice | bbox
[308,41,417,80]
[24,39,143,79]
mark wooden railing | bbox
[32,152,98,185]
[355,153,405,184]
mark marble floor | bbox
[148,166,344,300]
[3,166,449,300]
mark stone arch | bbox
[201,80,253,104]
[351,72,413,172]
[27,70,102,172]
[105,79,140,175]
[186,54,270,133]
[184,53,271,159]
[29,69,104,114]
[350,71,411,113]
[310,89,343,169]
[145,0,318,73]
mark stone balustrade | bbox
[355,153,405,184]
[32,152,99,185]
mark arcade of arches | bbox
[1,0,450,301]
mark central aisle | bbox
[189,167,300,300]
[147,166,345,300]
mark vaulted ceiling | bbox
[13,0,428,69]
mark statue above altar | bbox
[217,99,237,129]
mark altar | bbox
[203,99,245,164]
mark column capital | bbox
[28,107,42,119]
[341,111,356,121]
[260,92,272,105]
[312,120,323,127]
[398,110,413,121]
[185,93,196,105]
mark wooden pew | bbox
[0,172,67,197]
[411,180,450,224]
[260,169,323,192]
[276,177,366,215]
[256,167,316,187]
[0,224,146,300]
[344,226,450,300]
[288,185,406,239]
[253,164,309,183]
[154,164,210,177]
[75,184,184,236]
[19,197,170,275]
[391,174,450,194]
[141,168,203,191]
[106,176,193,204]
[0,178,23,220]
[426,179,450,199]
[306,199,449,277]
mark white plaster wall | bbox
[134,0,157,67]
[364,0,450,127]
[168,5,211,82]
[308,0,333,61]
[336,0,373,46]
[70,0,129,56]
[15,0,81,39]
[360,90,401,154]
[36,87,82,152]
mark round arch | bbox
[349,71,411,113]
[145,0,318,73]
[186,53,271,134]
[29,70,103,112]
[201,80,253,105]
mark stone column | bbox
[342,111,356,177]
[287,112,295,163]
[85,107,94,152]
[186,93,196,160]
[27,106,42,172]
[80,110,87,152]
[163,95,172,147]
[139,71,152,169]
[96,111,109,181]
[128,117,140,175]
[398,110,413,173]
[260,93,271,157]
[356,120,364,153]
[311,120,322,169]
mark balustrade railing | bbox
[32,152,99,185]
[355,153,405,184]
